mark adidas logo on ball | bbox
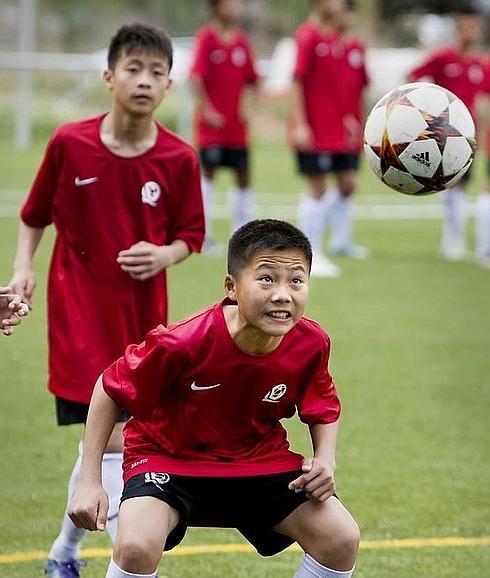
[412,151,431,167]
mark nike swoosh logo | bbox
[190,381,222,391]
[75,176,98,186]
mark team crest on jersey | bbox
[231,46,247,67]
[348,48,364,69]
[443,63,461,78]
[468,64,484,84]
[263,384,287,403]
[141,181,161,207]
[210,49,227,64]
[315,42,329,57]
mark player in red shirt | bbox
[68,219,359,578]
[190,0,259,252]
[9,24,204,577]
[328,0,370,260]
[290,0,366,278]
[0,287,29,336]
[408,7,486,261]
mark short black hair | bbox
[227,219,312,277]
[107,23,173,71]
[209,0,220,9]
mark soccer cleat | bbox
[330,244,370,260]
[202,238,225,257]
[44,558,86,577]
[310,254,341,278]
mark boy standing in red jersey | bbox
[408,6,486,261]
[9,24,204,577]
[190,0,259,251]
[290,0,364,278]
[69,219,359,578]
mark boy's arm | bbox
[288,420,339,503]
[68,376,120,531]
[116,239,190,282]
[9,222,45,307]
[290,78,314,150]
[190,76,225,128]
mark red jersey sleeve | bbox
[297,334,341,425]
[189,29,209,80]
[167,150,205,253]
[293,27,313,80]
[243,36,259,85]
[20,131,62,227]
[408,52,439,82]
[102,326,189,420]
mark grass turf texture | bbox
[0,140,489,577]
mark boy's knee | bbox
[312,516,360,567]
[113,536,161,573]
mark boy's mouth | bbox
[266,311,292,320]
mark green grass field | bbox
[0,139,489,577]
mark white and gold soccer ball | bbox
[363,82,476,195]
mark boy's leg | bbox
[475,190,490,267]
[230,164,252,232]
[440,185,467,260]
[109,496,179,576]
[273,496,359,577]
[201,166,217,248]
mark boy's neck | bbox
[223,305,283,356]
[212,19,238,41]
[100,110,158,157]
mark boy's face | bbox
[314,0,345,21]
[225,249,310,338]
[456,14,483,47]
[215,0,243,24]
[103,50,172,116]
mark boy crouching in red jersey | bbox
[69,219,359,578]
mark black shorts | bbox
[55,396,129,426]
[121,470,311,556]
[200,146,249,172]
[296,151,359,175]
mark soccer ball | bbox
[363,82,476,195]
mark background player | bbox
[68,219,359,578]
[0,286,29,336]
[327,0,369,260]
[190,0,259,252]
[408,6,486,261]
[9,23,204,577]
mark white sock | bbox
[48,450,87,561]
[322,187,341,229]
[294,554,355,578]
[230,187,252,231]
[330,195,353,252]
[102,452,124,544]
[475,192,490,258]
[440,187,467,255]
[106,557,157,578]
[298,194,327,254]
[201,176,215,241]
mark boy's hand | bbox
[0,288,29,336]
[202,106,225,129]
[68,483,109,532]
[288,457,335,503]
[293,122,314,150]
[8,269,36,308]
[117,241,176,281]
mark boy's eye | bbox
[259,275,273,283]
[153,70,164,76]
[291,277,304,284]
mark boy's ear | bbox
[224,274,238,302]
[103,69,114,90]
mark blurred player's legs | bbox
[328,159,369,260]
[475,189,490,268]
[440,186,467,260]
[230,165,253,232]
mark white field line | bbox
[0,190,477,221]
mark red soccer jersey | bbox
[408,46,486,120]
[21,115,205,404]
[102,300,341,481]
[190,25,258,148]
[483,54,490,157]
[340,36,369,152]
[290,22,348,152]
